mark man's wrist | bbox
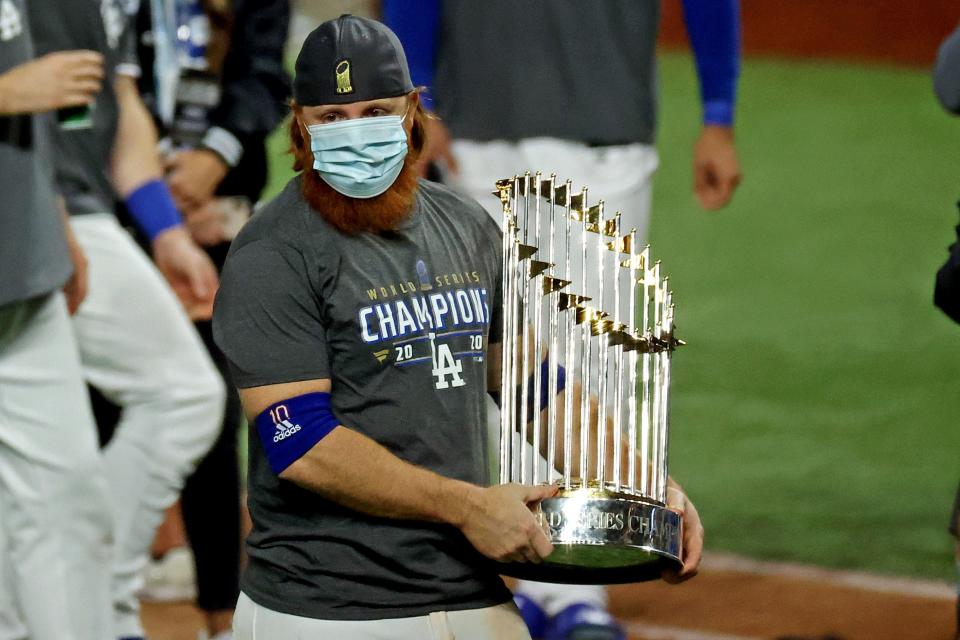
[151,224,188,249]
[701,123,735,141]
[0,74,10,114]
[439,479,481,529]
[0,71,23,115]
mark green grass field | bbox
[262,53,960,580]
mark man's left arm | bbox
[682,0,742,210]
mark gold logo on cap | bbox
[335,60,353,94]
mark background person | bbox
[92,2,291,637]
[25,0,224,637]
[0,2,113,636]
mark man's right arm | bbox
[0,51,102,116]
[239,377,556,564]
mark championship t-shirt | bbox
[0,0,72,308]
[213,177,511,620]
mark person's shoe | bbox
[137,546,197,602]
[544,603,625,640]
[514,592,549,639]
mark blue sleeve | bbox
[382,0,441,109]
[681,0,741,127]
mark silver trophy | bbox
[495,172,684,584]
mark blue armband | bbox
[255,392,341,475]
[124,179,183,242]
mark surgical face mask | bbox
[306,115,409,199]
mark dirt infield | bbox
[141,554,956,640]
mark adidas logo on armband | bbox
[273,419,302,443]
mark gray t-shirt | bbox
[0,0,72,308]
[213,177,510,620]
[27,0,138,216]
[435,0,660,145]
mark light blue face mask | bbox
[306,115,408,199]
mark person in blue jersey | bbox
[384,2,738,638]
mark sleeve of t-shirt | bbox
[213,239,331,388]
[481,212,504,343]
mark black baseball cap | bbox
[293,15,415,106]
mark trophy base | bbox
[499,486,683,584]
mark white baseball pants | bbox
[233,592,531,640]
[69,214,223,638]
[0,293,113,640]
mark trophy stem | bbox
[531,174,544,485]
[658,299,675,502]
[612,229,632,493]
[509,177,524,483]
[499,184,516,485]
[519,174,532,485]
[562,181,575,489]
[578,189,591,483]
[595,207,608,486]
[546,176,559,481]
[650,341,662,500]
[627,246,640,493]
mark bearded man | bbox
[213,15,702,639]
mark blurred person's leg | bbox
[0,519,25,640]
[181,316,243,638]
[0,294,113,639]
[70,214,224,639]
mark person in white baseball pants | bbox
[0,16,114,638]
[70,213,225,639]
[0,1,225,635]
[0,294,114,640]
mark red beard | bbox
[291,125,420,235]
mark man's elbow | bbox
[275,425,345,487]
[278,456,317,486]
